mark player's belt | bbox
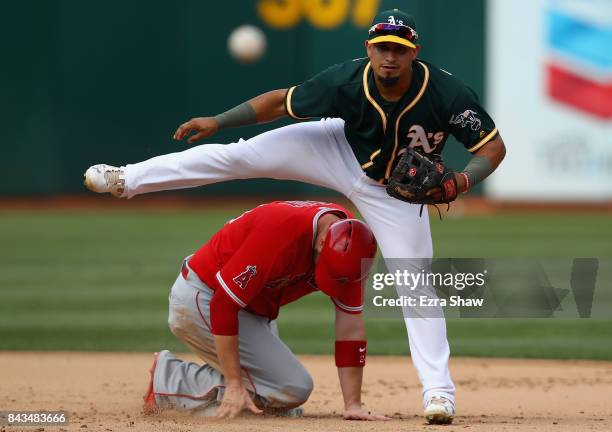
[181,259,189,280]
[180,255,215,294]
[180,255,197,281]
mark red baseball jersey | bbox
[189,201,363,321]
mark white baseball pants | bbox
[124,118,455,406]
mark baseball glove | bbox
[386,148,458,214]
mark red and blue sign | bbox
[546,8,612,119]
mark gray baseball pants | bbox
[152,258,313,413]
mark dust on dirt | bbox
[1,353,611,432]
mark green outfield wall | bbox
[1,0,486,195]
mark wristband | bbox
[462,155,493,188]
[460,172,470,193]
[213,102,257,130]
[335,340,367,368]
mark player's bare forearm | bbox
[250,88,289,123]
[337,364,390,420]
[213,334,262,418]
[335,308,366,340]
[173,89,287,144]
[334,311,389,420]
[214,334,243,384]
[338,366,363,409]
[335,312,365,408]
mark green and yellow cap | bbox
[368,9,418,49]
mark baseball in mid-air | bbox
[227,25,267,64]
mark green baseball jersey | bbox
[284,57,498,183]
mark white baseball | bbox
[227,25,267,64]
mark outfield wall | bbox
[1,0,485,195]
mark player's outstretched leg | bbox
[83,119,360,199]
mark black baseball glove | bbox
[386,148,458,209]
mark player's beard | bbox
[377,74,400,88]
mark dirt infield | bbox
[1,353,611,431]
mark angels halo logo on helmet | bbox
[315,219,377,300]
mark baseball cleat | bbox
[424,396,454,425]
[83,164,125,197]
[143,351,161,415]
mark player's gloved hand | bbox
[215,381,262,419]
[343,403,391,421]
[425,172,468,201]
[173,117,219,144]
[386,147,458,206]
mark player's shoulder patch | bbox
[232,265,257,290]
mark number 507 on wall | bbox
[257,0,381,29]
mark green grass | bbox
[430,213,612,257]
[1,209,611,359]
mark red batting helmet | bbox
[315,219,377,300]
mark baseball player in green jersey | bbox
[84,8,506,424]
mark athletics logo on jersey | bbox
[449,110,482,131]
[233,265,257,290]
[407,125,445,153]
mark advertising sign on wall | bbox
[486,0,612,201]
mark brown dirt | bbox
[1,353,611,431]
